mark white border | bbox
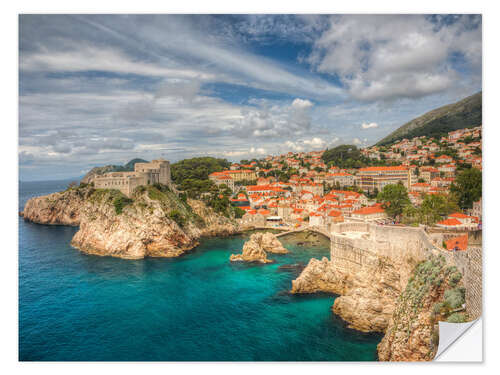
[3,1,499,373]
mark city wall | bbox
[329,223,482,318]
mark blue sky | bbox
[19,14,482,181]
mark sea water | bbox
[19,180,382,361]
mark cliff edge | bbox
[22,184,239,259]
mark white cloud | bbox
[284,137,328,152]
[303,137,326,148]
[21,46,215,81]
[291,98,313,109]
[232,98,315,138]
[307,15,481,101]
[250,147,266,155]
[361,122,378,129]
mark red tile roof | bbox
[352,206,385,215]
[445,234,468,251]
[449,212,471,219]
[436,218,462,226]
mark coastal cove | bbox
[19,180,382,361]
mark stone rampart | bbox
[329,223,482,320]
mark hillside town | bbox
[209,125,482,250]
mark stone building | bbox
[356,166,410,193]
[93,159,171,197]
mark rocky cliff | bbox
[230,232,288,263]
[378,255,466,361]
[22,184,239,259]
[21,186,93,226]
[291,255,401,332]
[291,227,467,361]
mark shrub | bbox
[447,312,467,323]
[113,195,133,215]
[179,192,188,203]
[168,210,186,227]
[433,302,445,315]
[449,271,462,287]
[234,207,246,219]
[444,287,466,309]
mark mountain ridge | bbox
[375,92,482,146]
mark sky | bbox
[19,14,482,181]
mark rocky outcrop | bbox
[377,256,465,361]
[291,257,344,294]
[260,232,288,254]
[21,186,93,226]
[291,224,467,361]
[291,254,406,333]
[230,232,287,263]
[22,185,239,259]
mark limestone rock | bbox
[377,256,460,361]
[230,232,287,263]
[21,186,92,226]
[260,232,288,254]
[291,257,344,294]
[22,186,239,259]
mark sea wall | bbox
[292,222,482,358]
[330,224,482,319]
[330,224,442,279]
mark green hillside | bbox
[376,92,482,146]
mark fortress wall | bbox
[451,247,482,320]
[330,224,482,320]
[331,222,370,234]
[331,225,439,271]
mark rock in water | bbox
[230,232,287,263]
[260,232,288,254]
[291,257,343,294]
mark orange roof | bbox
[449,212,471,219]
[328,210,342,217]
[257,209,271,215]
[352,206,385,215]
[445,234,468,251]
[359,166,407,172]
[436,218,462,226]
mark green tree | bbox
[419,194,459,225]
[450,168,482,209]
[234,207,246,219]
[377,183,411,220]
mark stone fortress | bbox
[92,159,171,197]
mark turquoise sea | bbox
[19,180,382,361]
